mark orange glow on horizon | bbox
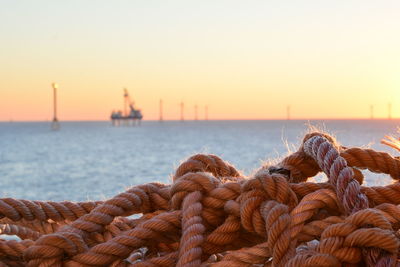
[1,1,400,121]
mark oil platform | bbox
[111,88,143,126]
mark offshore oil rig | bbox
[110,88,143,126]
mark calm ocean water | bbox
[1,120,400,202]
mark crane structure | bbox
[111,88,143,126]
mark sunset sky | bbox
[1,0,400,121]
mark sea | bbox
[1,120,400,202]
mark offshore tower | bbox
[111,88,143,126]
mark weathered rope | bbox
[1,133,400,266]
[0,199,101,222]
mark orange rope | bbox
[2,132,400,266]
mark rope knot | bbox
[24,231,87,263]
[170,172,220,209]
[302,134,369,215]
[174,154,241,181]
[239,171,298,234]
[288,208,399,266]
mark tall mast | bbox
[180,101,184,122]
[123,88,128,117]
[159,99,163,122]
[51,82,60,130]
[370,105,374,119]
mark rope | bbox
[1,133,400,266]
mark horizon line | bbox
[1,117,400,123]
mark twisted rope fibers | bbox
[1,133,400,266]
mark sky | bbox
[1,0,400,121]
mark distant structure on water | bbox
[180,101,184,122]
[159,99,163,122]
[370,105,374,119]
[51,82,60,131]
[111,88,143,126]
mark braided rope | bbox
[177,191,205,267]
[0,135,400,266]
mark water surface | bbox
[1,120,399,201]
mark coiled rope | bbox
[2,132,400,266]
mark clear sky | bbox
[1,0,400,121]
